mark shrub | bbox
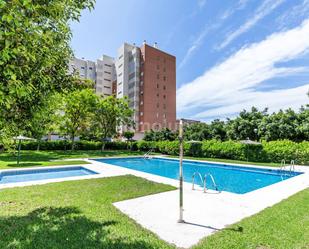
[19,139,309,165]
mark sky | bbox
[71,0,309,121]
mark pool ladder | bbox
[143,149,153,159]
[279,159,295,176]
[192,172,220,193]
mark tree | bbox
[91,96,133,151]
[184,123,211,141]
[29,94,62,150]
[123,131,135,141]
[209,119,227,141]
[60,89,97,150]
[226,107,267,140]
[144,128,177,141]
[0,0,95,142]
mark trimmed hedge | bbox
[20,140,131,151]
[20,139,309,165]
[135,140,309,165]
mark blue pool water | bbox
[0,166,98,184]
[95,157,302,194]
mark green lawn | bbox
[0,150,144,170]
[0,175,308,249]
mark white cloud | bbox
[276,0,309,29]
[177,19,309,120]
[217,0,285,50]
[179,0,249,69]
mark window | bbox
[157,74,160,80]
[104,94,111,96]
[140,81,144,85]
[129,72,135,80]
[140,112,144,116]
[163,85,166,90]
[163,94,166,99]
[118,82,122,86]
[104,71,111,74]
[163,68,166,72]
[156,93,159,97]
[156,113,159,118]
[118,91,122,95]
[104,64,112,67]
[140,91,144,95]
[81,66,85,69]
[89,67,93,70]
[163,76,166,81]
[118,64,123,68]
[129,55,134,62]
[157,103,159,108]
[104,79,111,82]
[163,104,166,109]
[157,65,160,70]
[157,56,160,61]
[140,101,144,105]
[119,54,123,60]
[104,86,111,89]
[157,84,159,89]
[163,113,166,118]
[163,57,166,63]
[118,73,123,77]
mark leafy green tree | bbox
[60,89,97,150]
[123,131,135,141]
[29,94,62,150]
[259,109,301,141]
[226,107,267,140]
[209,119,227,141]
[184,123,211,141]
[0,0,95,141]
[91,96,133,151]
[144,128,177,141]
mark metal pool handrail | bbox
[143,149,153,159]
[203,173,219,193]
[192,172,203,190]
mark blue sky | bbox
[71,0,309,121]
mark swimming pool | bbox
[0,166,98,185]
[95,157,302,194]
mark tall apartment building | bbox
[69,42,176,137]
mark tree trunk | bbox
[71,134,75,151]
[37,139,41,151]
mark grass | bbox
[193,188,309,249]
[168,155,281,167]
[0,175,175,249]
[0,175,308,249]
[0,150,144,170]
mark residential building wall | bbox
[68,42,176,136]
[68,57,96,82]
[96,55,114,97]
[139,44,176,132]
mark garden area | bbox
[0,175,308,249]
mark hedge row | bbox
[135,140,309,165]
[20,139,309,165]
[20,140,131,151]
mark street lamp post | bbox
[178,119,184,223]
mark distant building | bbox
[176,119,201,129]
[69,42,176,138]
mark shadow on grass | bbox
[0,206,156,249]
[0,150,143,164]
[7,163,43,167]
